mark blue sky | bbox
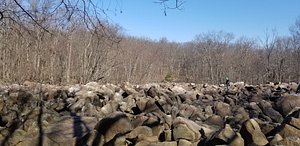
[100,0,300,42]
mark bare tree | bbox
[194,31,234,84]
[290,16,300,81]
[261,29,278,82]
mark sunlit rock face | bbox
[0,82,300,146]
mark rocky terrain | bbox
[0,81,300,146]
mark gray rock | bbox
[126,126,153,139]
[45,115,97,143]
[276,123,300,139]
[215,124,235,143]
[234,107,249,124]
[147,86,159,98]
[171,86,186,94]
[276,94,300,116]
[173,123,196,141]
[69,98,85,112]
[204,105,214,115]
[259,100,283,123]
[178,104,198,119]
[178,139,192,146]
[94,112,133,143]
[149,141,177,146]
[214,102,232,117]
[205,115,224,127]
[173,117,207,141]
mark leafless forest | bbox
[0,0,300,85]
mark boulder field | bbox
[0,81,300,146]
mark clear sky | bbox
[100,0,300,42]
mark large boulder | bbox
[207,124,235,145]
[259,100,283,123]
[173,117,219,140]
[171,86,186,94]
[148,141,177,146]
[240,119,269,146]
[233,107,249,124]
[178,139,192,146]
[94,112,133,143]
[288,117,300,129]
[214,101,232,117]
[173,124,196,141]
[14,135,63,146]
[276,94,300,116]
[173,117,202,142]
[147,86,159,98]
[45,115,97,144]
[215,124,235,143]
[269,119,300,146]
[126,126,153,139]
[229,132,244,146]
[270,133,300,146]
[178,104,198,119]
[277,124,300,139]
[205,114,224,127]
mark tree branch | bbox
[13,0,50,33]
[154,0,185,16]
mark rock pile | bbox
[0,81,300,146]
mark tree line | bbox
[0,0,299,85]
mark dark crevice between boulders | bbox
[96,93,106,100]
[155,101,165,113]
[158,131,166,141]
[122,92,129,98]
[126,137,138,146]
[266,123,285,137]
[143,117,161,128]
[91,132,102,146]
[197,128,209,146]
[205,138,227,146]
[131,106,142,115]
[0,116,8,127]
